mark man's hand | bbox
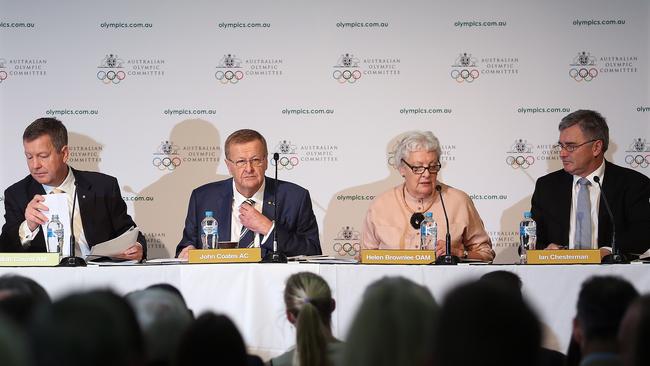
[599,247,612,259]
[545,243,566,250]
[239,203,272,235]
[25,194,49,231]
[117,242,144,261]
[178,245,195,260]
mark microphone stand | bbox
[59,182,86,267]
[262,152,287,263]
[593,176,627,264]
[435,185,459,265]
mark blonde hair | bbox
[284,272,334,366]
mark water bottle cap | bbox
[205,211,214,217]
[523,211,532,218]
[425,212,433,218]
[51,214,59,219]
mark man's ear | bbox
[572,317,584,347]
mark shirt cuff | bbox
[19,220,39,246]
[260,222,276,245]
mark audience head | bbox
[0,274,51,327]
[126,288,193,365]
[573,276,638,353]
[175,312,248,366]
[283,272,336,366]
[343,276,438,366]
[618,294,650,366]
[0,314,29,366]
[479,270,523,300]
[434,280,541,366]
[29,289,145,366]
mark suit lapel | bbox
[217,180,233,242]
[597,161,615,245]
[261,177,277,242]
[558,171,573,243]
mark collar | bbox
[232,179,265,207]
[572,159,605,187]
[42,166,76,194]
[401,183,437,212]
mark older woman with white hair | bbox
[362,131,495,261]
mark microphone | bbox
[59,181,86,267]
[435,184,459,265]
[262,152,287,263]
[593,176,627,264]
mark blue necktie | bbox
[574,178,592,249]
[238,199,256,248]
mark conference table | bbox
[1,262,649,360]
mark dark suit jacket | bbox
[531,160,650,255]
[176,177,321,257]
[0,168,147,258]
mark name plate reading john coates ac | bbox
[527,249,601,264]
[0,253,60,267]
[188,248,262,264]
[361,250,435,265]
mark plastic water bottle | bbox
[519,211,537,264]
[200,211,218,249]
[46,214,64,254]
[420,212,437,250]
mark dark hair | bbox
[23,118,68,151]
[434,280,541,366]
[576,276,638,342]
[558,110,609,152]
[147,283,188,308]
[479,270,523,300]
[224,129,267,160]
[175,312,247,366]
[632,295,650,366]
[0,274,51,304]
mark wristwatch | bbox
[462,250,469,259]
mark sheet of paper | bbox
[40,193,71,254]
[88,227,139,258]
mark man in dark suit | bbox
[0,118,146,260]
[176,129,320,258]
[531,110,650,257]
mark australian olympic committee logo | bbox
[215,54,244,84]
[0,59,7,83]
[506,139,535,169]
[451,52,479,83]
[333,53,361,84]
[97,54,126,84]
[152,140,181,170]
[271,140,300,170]
[569,51,598,82]
[332,226,361,257]
[625,138,650,169]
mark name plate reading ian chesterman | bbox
[188,248,262,264]
[361,250,435,265]
[0,253,60,267]
[527,249,601,264]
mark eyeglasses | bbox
[228,157,265,168]
[554,139,598,152]
[401,159,441,174]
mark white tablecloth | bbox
[2,263,649,359]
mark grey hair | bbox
[394,131,441,168]
[558,109,609,152]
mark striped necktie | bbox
[238,199,256,248]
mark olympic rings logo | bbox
[506,155,535,169]
[0,71,7,83]
[152,156,181,170]
[97,70,126,84]
[333,69,362,84]
[569,68,598,82]
[625,155,650,168]
[333,242,361,256]
[451,69,479,83]
[215,70,244,84]
[270,156,299,170]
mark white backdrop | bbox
[1,0,648,261]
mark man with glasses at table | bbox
[531,110,650,258]
[176,129,321,259]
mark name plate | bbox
[0,253,60,267]
[361,250,435,265]
[527,249,601,264]
[188,248,262,264]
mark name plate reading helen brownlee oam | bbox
[527,249,601,264]
[361,250,435,265]
[188,248,262,264]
